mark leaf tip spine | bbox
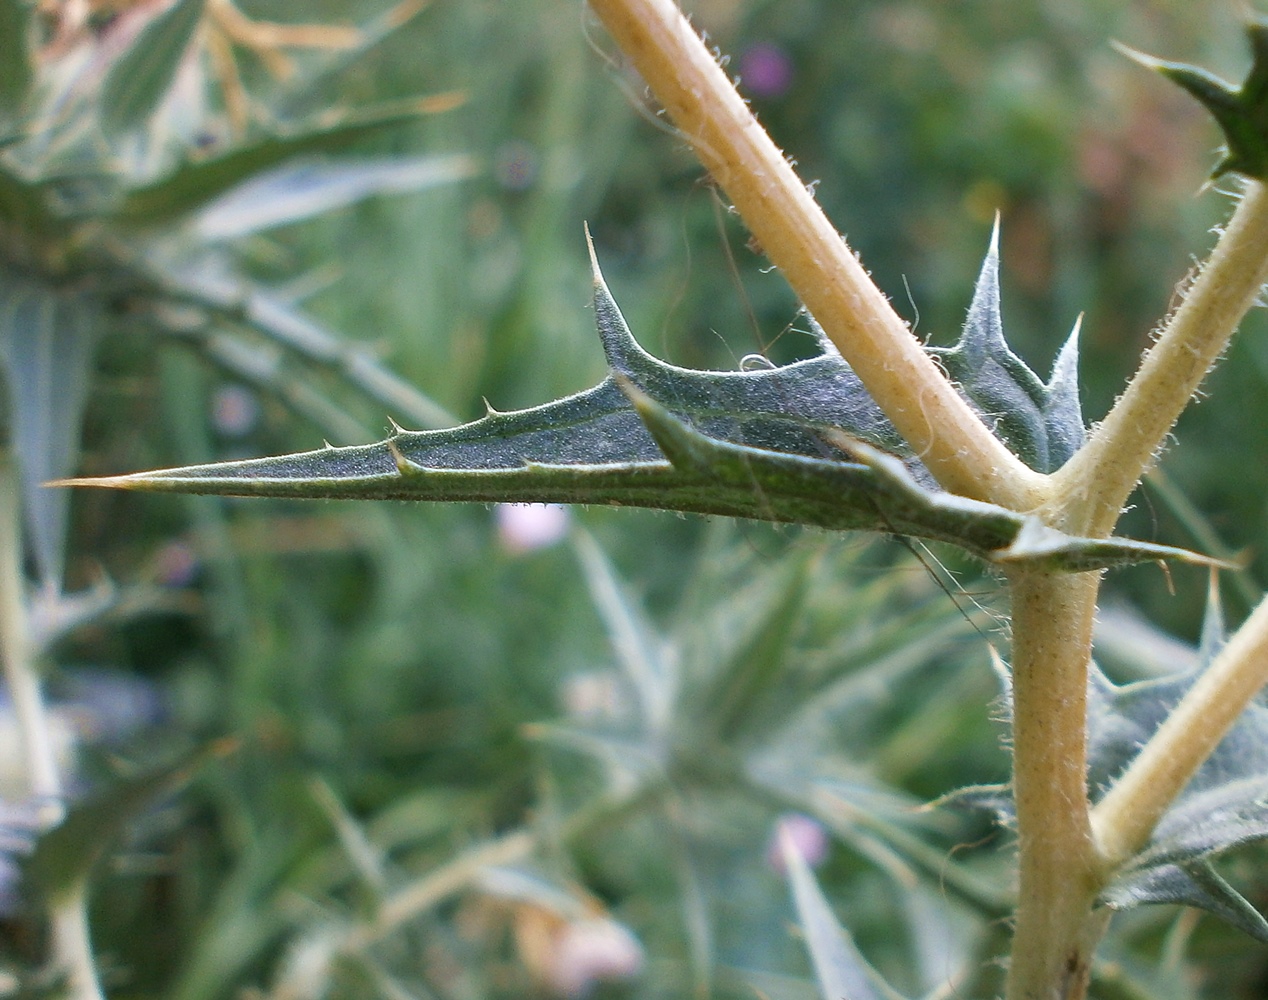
[584,221,602,288]
[45,475,133,491]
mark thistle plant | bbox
[27,0,1268,998]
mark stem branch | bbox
[1053,179,1268,535]
[1093,590,1268,867]
[585,0,1044,508]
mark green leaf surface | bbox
[190,153,475,241]
[0,0,33,125]
[928,223,1084,473]
[573,527,676,738]
[1120,19,1268,179]
[99,0,206,139]
[781,828,882,1000]
[0,165,60,240]
[27,738,235,903]
[59,254,1217,574]
[0,269,102,587]
[115,97,457,223]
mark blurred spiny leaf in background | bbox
[0,0,468,592]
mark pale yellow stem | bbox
[586,0,1045,508]
[1004,570,1103,1000]
[1052,179,1268,536]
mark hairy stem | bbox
[1052,179,1268,535]
[0,458,103,1000]
[1093,591,1268,867]
[1004,570,1103,1000]
[585,0,1044,508]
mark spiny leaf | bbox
[929,222,1085,472]
[99,0,206,139]
[1103,850,1268,943]
[953,576,1268,938]
[57,252,1219,574]
[1118,19,1268,180]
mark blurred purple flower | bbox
[495,140,540,191]
[766,812,830,874]
[740,42,793,100]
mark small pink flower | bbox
[546,918,645,997]
[766,813,830,874]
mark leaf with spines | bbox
[1118,18,1268,180]
[58,245,1220,574]
[928,222,1084,473]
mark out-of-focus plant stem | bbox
[0,457,103,1000]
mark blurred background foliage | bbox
[6,0,1268,996]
